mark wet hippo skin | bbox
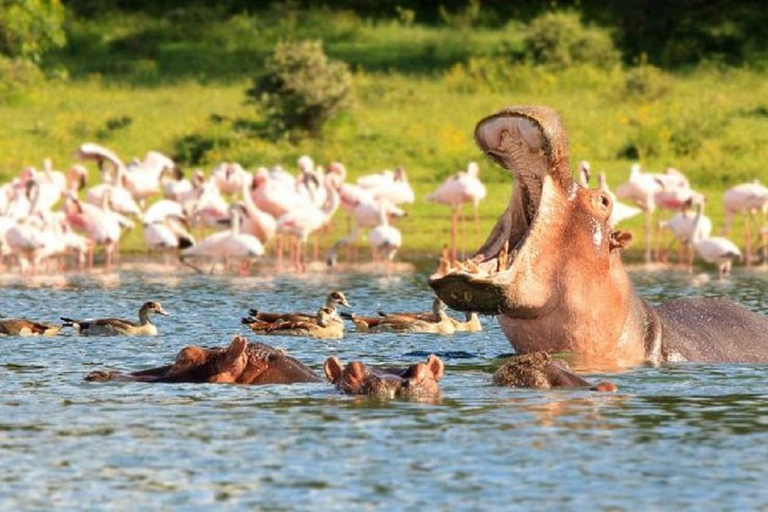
[86,336,321,384]
[429,106,768,365]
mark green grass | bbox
[3,10,768,263]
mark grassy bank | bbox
[3,9,768,261]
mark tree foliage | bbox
[247,40,353,137]
[523,11,619,69]
[0,0,66,63]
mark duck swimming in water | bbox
[0,318,62,336]
[61,301,170,336]
[343,298,456,334]
[242,306,344,340]
[247,290,350,324]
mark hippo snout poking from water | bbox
[85,335,321,385]
[324,354,445,399]
[493,352,616,391]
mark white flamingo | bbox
[181,204,264,273]
[659,198,712,268]
[368,202,402,271]
[691,202,741,279]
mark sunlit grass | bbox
[4,32,768,261]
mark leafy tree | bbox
[523,11,619,69]
[247,40,353,137]
[0,0,66,63]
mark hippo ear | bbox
[609,230,634,251]
[426,354,445,380]
[323,356,344,384]
[227,336,248,359]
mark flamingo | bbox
[326,197,406,267]
[238,179,276,245]
[63,191,124,270]
[357,167,415,205]
[722,181,768,266]
[615,163,690,262]
[277,181,339,272]
[659,197,712,268]
[181,204,264,273]
[426,161,486,260]
[368,202,402,271]
[123,150,175,201]
[691,202,741,279]
[212,162,250,196]
[596,172,642,227]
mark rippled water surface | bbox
[3,264,768,510]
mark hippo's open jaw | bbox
[429,107,574,315]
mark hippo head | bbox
[323,355,445,399]
[166,335,249,383]
[429,107,639,356]
[493,352,616,391]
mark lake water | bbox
[2,263,768,510]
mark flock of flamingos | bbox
[0,141,765,279]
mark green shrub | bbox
[0,54,43,101]
[246,40,353,137]
[523,11,619,69]
[0,0,66,63]
[624,60,673,100]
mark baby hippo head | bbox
[323,354,445,399]
[493,352,616,391]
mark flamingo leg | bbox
[276,234,284,271]
[473,203,480,235]
[450,207,459,262]
[644,209,653,263]
[745,211,754,267]
[459,205,466,260]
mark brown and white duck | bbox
[0,318,62,336]
[343,298,455,334]
[61,301,170,336]
[247,290,350,324]
[242,306,344,340]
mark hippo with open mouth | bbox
[430,106,768,365]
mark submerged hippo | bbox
[323,354,445,399]
[430,106,768,365]
[494,352,616,391]
[86,335,321,384]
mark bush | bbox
[0,0,66,63]
[246,40,353,137]
[0,54,43,101]
[523,11,619,69]
[624,60,673,100]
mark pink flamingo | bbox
[426,161,487,260]
[277,181,339,272]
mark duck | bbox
[0,318,62,336]
[377,297,480,331]
[247,291,350,324]
[61,301,170,336]
[449,312,482,332]
[242,306,344,340]
[343,298,456,334]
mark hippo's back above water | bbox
[658,297,768,363]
